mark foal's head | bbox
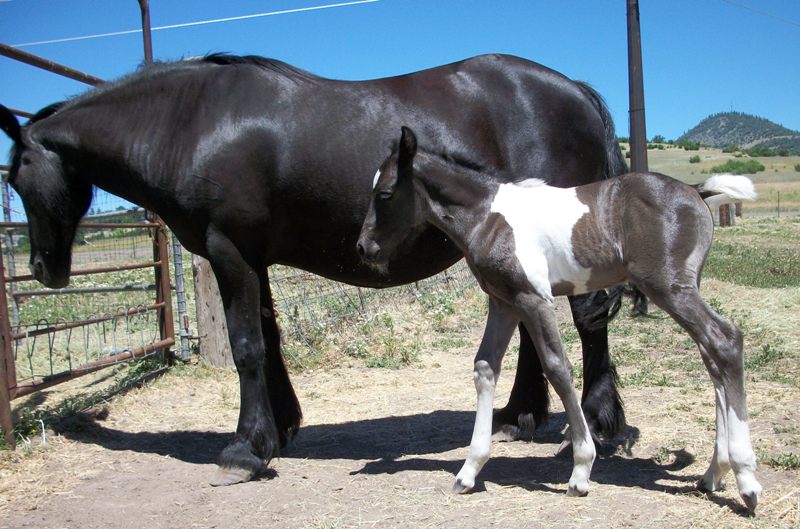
[1,104,93,288]
[356,126,426,270]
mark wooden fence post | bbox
[719,204,732,227]
[0,241,16,448]
[191,255,233,368]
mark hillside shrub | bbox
[689,155,701,164]
[710,159,765,174]
[677,139,701,151]
[722,144,740,153]
[745,146,776,157]
[795,163,800,172]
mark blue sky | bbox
[1,0,799,166]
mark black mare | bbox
[0,54,626,485]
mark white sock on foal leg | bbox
[699,385,731,492]
[454,360,496,493]
[727,408,762,511]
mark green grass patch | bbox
[710,159,765,174]
[704,241,800,287]
[766,452,800,470]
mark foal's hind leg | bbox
[638,282,761,510]
[453,297,518,493]
[519,297,596,496]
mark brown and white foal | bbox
[357,126,762,510]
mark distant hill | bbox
[677,112,800,154]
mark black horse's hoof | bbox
[210,466,256,487]
[215,436,274,486]
[492,409,537,441]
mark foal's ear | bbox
[0,105,22,144]
[398,126,417,173]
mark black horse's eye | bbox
[377,191,393,201]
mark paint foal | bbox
[357,127,762,510]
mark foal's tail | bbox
[694,174,757,209]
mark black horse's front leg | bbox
[568,290,625,440]
[259,270,302,447]
[493,325,550,439]
[206,230,279,486]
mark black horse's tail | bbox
[575,82,648,320]
[575,81,628,181]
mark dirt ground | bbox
[2,316,798,529]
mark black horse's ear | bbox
[398,126,417,175]
[0,105,22,143]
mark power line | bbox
[719,0,800,29]
[11,0,380,48]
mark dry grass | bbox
[2,219,798,528]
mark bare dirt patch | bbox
[2,327,798,528]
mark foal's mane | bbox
[388,138,489,176]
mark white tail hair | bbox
[699,174,757,208]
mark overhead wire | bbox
[11,0,380,48]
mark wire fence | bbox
[271,259,473,333]
[1,183,172,391]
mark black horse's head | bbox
[356,126,427,273]
[1,104,93,288]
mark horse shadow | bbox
[52,407,749,511]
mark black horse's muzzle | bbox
[356,237,383,264]
[31,252,70,289]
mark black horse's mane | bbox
[202,53,320,82]
[46,53,320,118]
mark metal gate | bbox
[0,1,180,447]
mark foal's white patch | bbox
[490,181,591,302]
[372,169,382,190]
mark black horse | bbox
[0,53,626,485]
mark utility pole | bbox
[627,0,648,172]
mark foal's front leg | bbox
[453,297,519,493]
[520,297,596,496]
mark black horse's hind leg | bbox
[493,325,550,439]
[206,229,279,486]
[259,270,302,447]
[495,291,625,441]
[568,291,625,440]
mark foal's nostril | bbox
[356,241,366,258]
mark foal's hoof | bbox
[209,466,255,487]
[741,491,759,513]
[566,483,589,497]
[696,476,725,493]
[452,478,474,494]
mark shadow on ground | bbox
[52,408,727,503]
